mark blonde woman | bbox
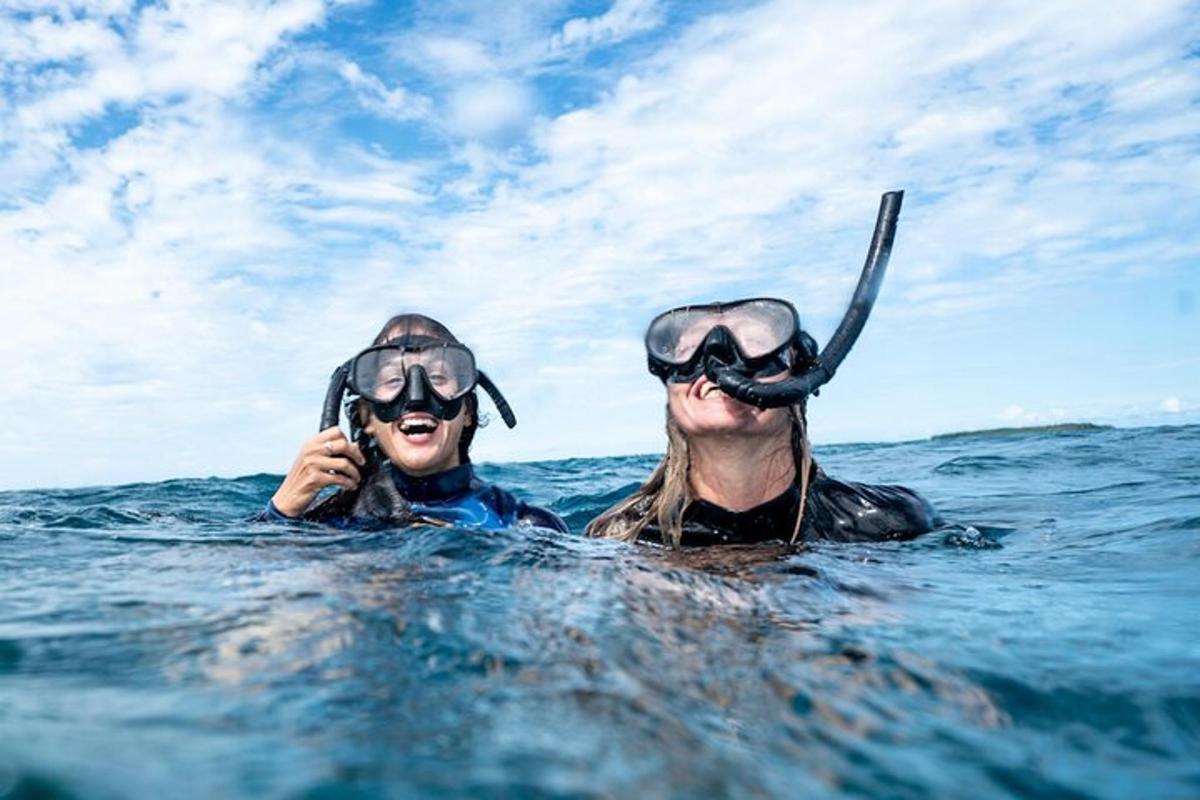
[587,192,936,546]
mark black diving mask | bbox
[643,190,905,408]
[320,334,517,433]
[348,336,477,422]
[645,298,818,384]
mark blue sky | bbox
[1,0,1198,490]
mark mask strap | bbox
[477,370,517,429]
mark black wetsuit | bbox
[638,470,937,546]
[264,463,568,533]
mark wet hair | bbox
[363,313,480,463]
[585,402,817,547]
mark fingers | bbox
[314,455,361,484]
[316,425,345,441]
[316,469,358,491]
[274,429,367,516]
[315,436,366,466]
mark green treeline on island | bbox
[930,423,1114,442]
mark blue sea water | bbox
[1,424,1198,799]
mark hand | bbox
[270,426,367,518]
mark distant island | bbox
[931,422,1114,441]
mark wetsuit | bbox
[263,462,568,533]
[636,470,937,546]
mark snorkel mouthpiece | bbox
[710,190,904,408]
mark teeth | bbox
[399,418,438,434]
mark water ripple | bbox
[0,424,1196,798]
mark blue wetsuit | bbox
[264,463,568,533]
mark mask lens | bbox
[409,347,476,401]
[719,300,796,358]
[351,343,477,403]
[646,308,718,365]
[646,299,797,365]
[352,349,407,402]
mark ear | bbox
[463,394,477,427]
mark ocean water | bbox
[0,424,1197,799]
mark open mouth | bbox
[398,415,440,437]
[696,378,725,400]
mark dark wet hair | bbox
[367,313,480,463]
[372,313,459,346]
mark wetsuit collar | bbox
[389,463,476,502]
[680,484,802,545]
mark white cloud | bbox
[551,0,663,51]
[6,1,327,134]
[446,78,534,140]
[1162,396,1183,413]
[1000,405,1025,421]
[412,35,496,76]
[338,60,432,120]
[1,0,1199,488]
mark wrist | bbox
[268,495,303,519]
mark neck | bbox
[687,432,796,512]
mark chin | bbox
[382,429,456,474]
[675,395,787,438]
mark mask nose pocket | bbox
[402,365,432,411]
[700,326,744,381]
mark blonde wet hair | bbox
[585,405,815,547]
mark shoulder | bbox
[472,481,570,533]
[804,474,938,542]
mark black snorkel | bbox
[321,361,351,431]
[707,190,904,408]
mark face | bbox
[365,402,471,476]
[362,325,472,476]
[667,374,792,440]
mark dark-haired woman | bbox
[266,314,567,532]
[586,298,936,546]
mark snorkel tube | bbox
[708,190,904,409]
[321,362,351,431]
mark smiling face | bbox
[360,319,475,477]
[666,374,792,440]
[364,401,471,477]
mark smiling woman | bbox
[586,298,939,547]
[264,314,567,532]
[587,194,938,547]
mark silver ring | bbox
[323,441,334,455]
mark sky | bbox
[1,0,1198,490]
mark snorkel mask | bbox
[645,190,904,408]
[319,334,516,436]
[646,298,818,384]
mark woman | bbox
[585,297,937,546]
[266,314,567,532]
